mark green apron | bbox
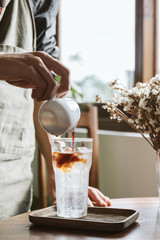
[0,0,36,220]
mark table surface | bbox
[0,197,160,240]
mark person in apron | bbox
[0,0,71,220]
[0,0,111,220]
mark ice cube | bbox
[56,140,66,152]
[64,147,72,152]
[75,147,90,153]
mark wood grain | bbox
[0,198,160,239]
[29,206,139,232]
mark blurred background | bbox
[33,0,160,208]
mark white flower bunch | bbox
[96,74,160,151]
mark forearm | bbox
[0,51,70,101]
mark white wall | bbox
[98,131,157,198]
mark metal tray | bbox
[29,206,139,232]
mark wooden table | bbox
[0,197,160,240]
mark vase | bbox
[155,150,160,203]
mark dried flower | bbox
[96,74,160,151]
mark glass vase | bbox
[155,150,160,203]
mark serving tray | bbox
[29,206,139,232]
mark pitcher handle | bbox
[48,71,59,102]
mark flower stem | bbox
[116,107,155,149]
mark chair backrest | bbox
[38,152,47,208]
[77,104,99,188]
[38,104,99,208]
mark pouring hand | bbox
[0,51,70,101]
[31,51,71,99]
[88,186,111,207]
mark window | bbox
[57,0,158,131]
[135,0,158,84]
[59,0,135,102]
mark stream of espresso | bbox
[72,131,75,152]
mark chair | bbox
[38,103,99,208]
[38,151,47,208]
[77,104,99,188]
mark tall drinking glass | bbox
[52,138,92,218]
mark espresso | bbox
[53,152,87,172]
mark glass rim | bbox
[51,137,93,142]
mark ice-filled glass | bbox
[52,138,92,218]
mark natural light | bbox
[60,0,135,102]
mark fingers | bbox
[56,90,68,98]
[25,55,58,101]
[88,186,111,207]
[56,85,69,98]
[31,63,58,101]
[31,51,71,97]
[95,188,111,206]
[88,197,94,207]
[27,65,52,101]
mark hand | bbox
[0,51,70,101]
[88,186,111,207]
